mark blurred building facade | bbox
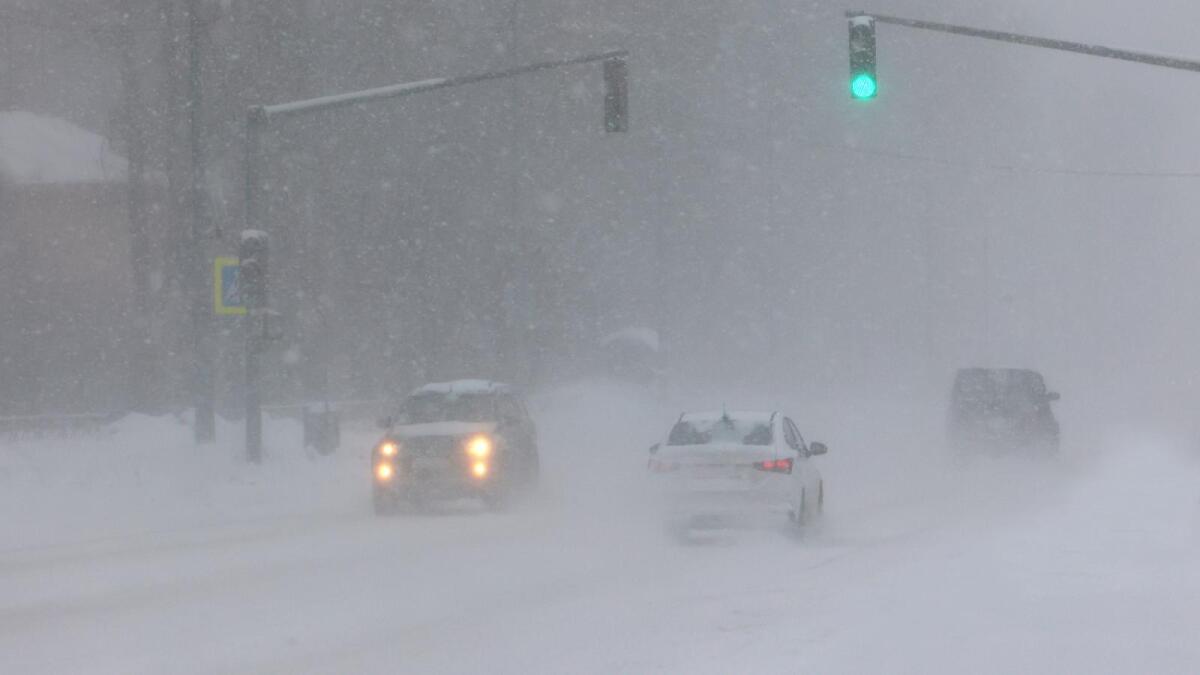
[0,111,171,414]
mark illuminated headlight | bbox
[471,461,489,478]
[466,435,492,459]
[375,463,395,481]
[379,441,399,458]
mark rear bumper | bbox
[951,435,1059,454]
[660,486,792,525]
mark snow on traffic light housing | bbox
[849,15,878,99]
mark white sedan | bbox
[647,410,827,533]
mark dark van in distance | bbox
[948,368,1061,455]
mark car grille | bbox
[404,435,462,459]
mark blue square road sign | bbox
[214,256,247,315]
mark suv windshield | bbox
[399,393,495,424]
[667,415,773,446]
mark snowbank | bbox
[0,413,374,550]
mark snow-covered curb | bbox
[0,414,374,549]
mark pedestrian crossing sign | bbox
[214,256,247,315]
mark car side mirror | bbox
[1046,392,1060,402]
[376,416,393,430]
[648,443,660,455]
[808,442,828,456]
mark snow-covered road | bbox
[2,384,1198,674]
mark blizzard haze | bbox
[1,0,1199,673]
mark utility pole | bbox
[505,0,525,385]
[117,0,153,412]
[187,0,216,443]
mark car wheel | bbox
[790,488,808,529]
[526,451,541,487]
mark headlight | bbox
[471,461,489,478]
[466,435,492,459]
[379,441,399,457]
[375,463,395,481]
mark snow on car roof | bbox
[599,326,660,352]
[411,379,511,396]
[679,410,774,424]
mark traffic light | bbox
[848,15,877,99]
[603,56,629,133]
[238,229,269,310]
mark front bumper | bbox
[374,457,495,500]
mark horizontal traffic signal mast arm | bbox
[847,11,1200,73]
[254,49,630,122]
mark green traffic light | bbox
[851,73,877,99]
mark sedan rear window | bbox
[667,415,773,446]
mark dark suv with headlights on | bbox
[372,380,539,514]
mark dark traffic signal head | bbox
[849,15,878,99]
[239,230,269,309]
[603,57,629,133]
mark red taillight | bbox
[647,458,680,473]
[754,458,793,474]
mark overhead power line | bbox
[805,141,1200,179]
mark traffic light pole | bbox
[239,229,268,463]
[241,50,628,461]
[243,48,627,262]
[246,50,628,126]
[242,115,264,463]
[847,11,1200,73]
